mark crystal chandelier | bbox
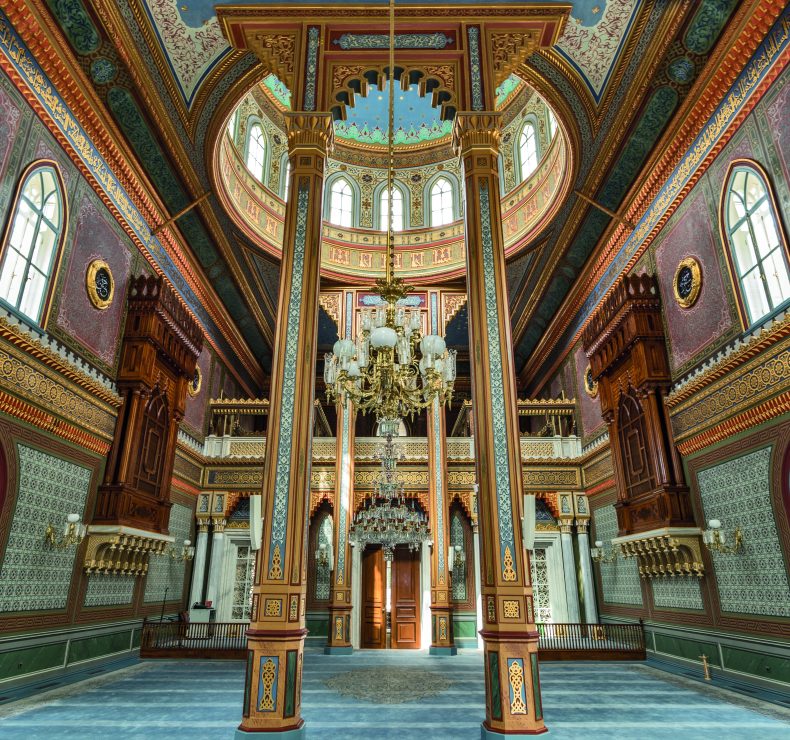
[348,430,430,560]
[323,0,456,424]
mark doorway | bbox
[360,545,421,649]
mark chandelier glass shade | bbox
[323,0,455,423]
[348,432,430,560]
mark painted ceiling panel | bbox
[141,0,640,109]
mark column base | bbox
[236,725,305,739]
[481,722,548,738]
[324,645,353,655]
[429,645,458,656]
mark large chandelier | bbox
[348,430,430,561]
[323,0,456,424]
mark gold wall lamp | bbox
[591,540,618,564]
[702,519,743,554]
[44,513,86,549]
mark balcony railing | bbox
[140,620,645,661]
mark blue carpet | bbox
[1,648,788,739]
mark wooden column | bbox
[455,109,545,735]
[325,397,355,653]
[428,395,457,655]
[236,112,332,737]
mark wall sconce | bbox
[591,540,618,564]
[315,542,333,570]
[44,513,86,549]
[447,545,465,572]
[169,539,195,562]
[702,519,743,554]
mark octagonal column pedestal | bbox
[325,398,355,655]
[235,113,333,740]
[455,113,546,737]
[428,395,457,656]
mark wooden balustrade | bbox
[139,619,645,661]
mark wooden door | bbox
[361,546,386,649]
[391,546,421,649]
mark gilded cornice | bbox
[514,0,689,351]
[0,330,120,451]
[520,0,788,392]
[3,2,263,393]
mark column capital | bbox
[285,112,334,156]
[559,518,574,535]
[575,520,589,534]
[211,517,227,532]
[452,112,501,157]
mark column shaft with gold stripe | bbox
[237,112,332,739]
[455,110,545,736]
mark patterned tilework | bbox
[84,573,136,607]
[592,504,643,606]
[143,503,193,603]
[651,578,704,611]
[0,445,92,612]
[697,446,790,618]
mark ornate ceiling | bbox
[30,0,748,391]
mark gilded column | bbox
[455,110,545,735]
[428,395,457,655]
[237,111,333,739]
[325,397,355,653]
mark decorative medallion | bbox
[90,57,117,85]
[188,365,202,398]
[674,256,702,309]
[86,259,114,309]
[584,364,598,399]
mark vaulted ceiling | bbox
[36,0,744,392]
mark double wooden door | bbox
[361,545,421,649]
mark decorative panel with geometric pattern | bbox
[530,548,552,623]
[314,514,332,602]
[651,578,704,611]
[450,511,467,602]
[0,445,92,612]
[84,574,136,607]
[592,505,643,606]
[697,446,790,618]
[143,503,193,603]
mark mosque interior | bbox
[0,1,789,738]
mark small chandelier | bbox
[323,0,455,423]
[348,430,430,561]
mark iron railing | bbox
[140,619,248,659]
[139,619,645,661]
[537,622,645,660]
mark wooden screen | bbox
[617,391,656,500]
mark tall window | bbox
[548,110,557,140]
[314,514,333,601]
[530,548,552,623]
[227,109,238,140]
[725,165,790,325]
[430,177,454,226]
[0,165,64,323]
[519,122,538,181]
[245,123,266,182]
[450,511,467,602]
[282,159,291,203]
[231,544,256,621]
[380,185,404,231]
[329,178,353,227]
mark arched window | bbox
[314,513,333,601]
[329,178,353,227]
[450,510,467,602]
[227,109,238,140]
[724,164,790,326]
[0,164,64,323]
[548,110,557,140]
[518,122,538,181]
[282,158,291,202]
[245,122,266,182]
[379,185,404,231]
[430,177,455,226]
